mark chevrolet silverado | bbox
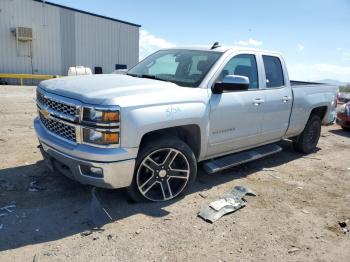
[34,46,338,202]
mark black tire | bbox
[127,137,197,202]
[341,126,350,131]
[293,114,321,154]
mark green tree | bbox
[339,84,350,93]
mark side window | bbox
[262,55,284,88]
[217,54,259,89]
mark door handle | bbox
[252,98,264,106]
[282,96,292,103]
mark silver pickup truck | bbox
[34,46,338,202]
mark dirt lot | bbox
[0,85,349,262]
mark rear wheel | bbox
[127,137,197,202]
[293,115,321,154]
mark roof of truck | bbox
[164,45,282,55]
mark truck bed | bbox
[290,80,326,86]
[285,81,337,138]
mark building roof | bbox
[33,0,141,27]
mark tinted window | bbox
[262,55,284,88]
[217,54,259,89]
[128,50,222,87]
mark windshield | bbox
[127,50,222,87]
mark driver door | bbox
[206,54,265,157]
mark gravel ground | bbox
[0,85,349,262]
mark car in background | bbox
[338,93,350,104]
[337,102,350,130]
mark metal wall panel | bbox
[74,13,139,73]
[60,8,76,75]
[0,0,62,76]
[0,0,139,78]
[118,24,139,70]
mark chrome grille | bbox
[37,90,77,117]
[39,112,76,142]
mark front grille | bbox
[39,112,76,142]
[37,90,77,117]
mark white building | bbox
[0,0,140,77]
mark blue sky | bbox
[51,0,350,82]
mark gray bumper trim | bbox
[40,142,135,189]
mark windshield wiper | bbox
[126,72,139,77]
[127,73,170,83]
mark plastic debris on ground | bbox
[339,219,349,234]
[288,246,301,254]
[0,203,17,230]
[28,178,46,192]
[90,187,112,228]
[0,203,16,213]
[302,156,321,160]
[261,168,276,172]
[199,192,208,199]
[81,230,93,237]
[198,186,256,223]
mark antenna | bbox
[211,42,221,50]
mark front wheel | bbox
[127,138,197,202]
[293,114,321,154]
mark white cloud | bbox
[298,44,305,51]
[234,39,263,47]
[343,52,350,61]
[139,30,175,60]
[288,63,350,82]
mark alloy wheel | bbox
[136,148,190,202]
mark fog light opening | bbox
[80,165,104,178]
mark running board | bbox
[203,144,282,174]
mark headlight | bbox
[83,128,119,145]
[83,108,120,124]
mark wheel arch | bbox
[309,106,328,122]
[138,125,201,160]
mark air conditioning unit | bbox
[16,27,32,41]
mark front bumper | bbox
[34,117,136,189]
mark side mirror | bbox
[212,75,250,94]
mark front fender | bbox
[120,102,209,154]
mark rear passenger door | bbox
[260,55,293,142]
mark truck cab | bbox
[204,49,293,157]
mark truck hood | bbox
[39,74,201,106]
